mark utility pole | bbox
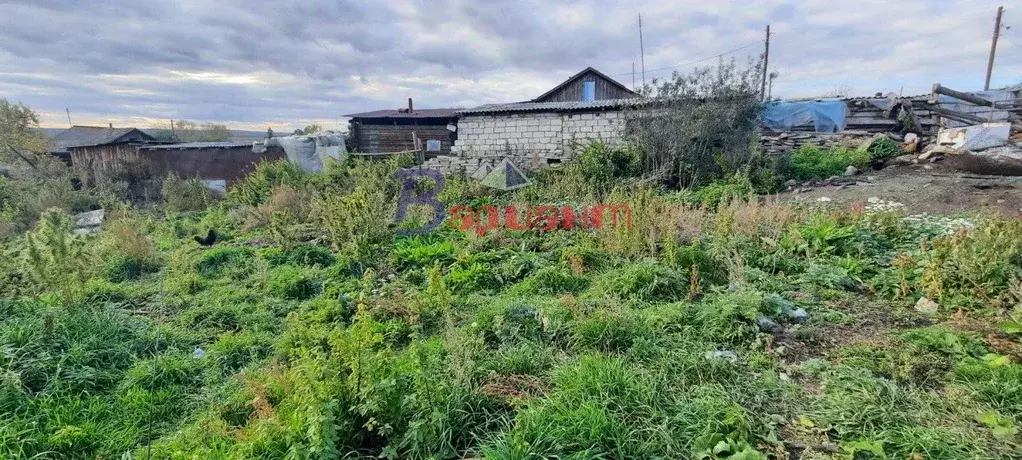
[761,25,770,101]
[638,14,646,88]
[632,62,636,91]
[984,6,1003,91]
[65,108,72,128]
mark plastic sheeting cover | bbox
[264,132,347,172]
[762,100,848,133]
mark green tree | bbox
[0,98,50,171]
[302,124,322,135]
[153,119,233,142]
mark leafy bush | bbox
[227,160,307,207]
[161,173,211,212]
[567,140,642,191]
[686,174,753,209]
[866,135,900,160]
[788,145,870,181]
[391,237,457,270]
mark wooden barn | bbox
[345,100,459,154]
[532,67,638,103]
[50,125,157,170]
[136,141,286,191]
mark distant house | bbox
[50,125,157,170]
[136,141,286,191]
[345,99,459,154]
[532,67,638,103]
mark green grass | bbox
[1,153,1020,459]
[789,145,871,181]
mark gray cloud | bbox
[0,0,1019,131]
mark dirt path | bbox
[780,162,1022,216]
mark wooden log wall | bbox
[350,121,454,154]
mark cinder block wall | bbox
[436,110,626,175]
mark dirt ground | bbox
[780,161,1022,216]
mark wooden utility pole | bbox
[761,25,770,101]
[631,62,636,91]
[65,108,72,128]
[984,6,1003,91]
[638,14,646,87]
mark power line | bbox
[608,39,765,77]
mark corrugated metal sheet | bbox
[139,142,254,150]
[458,98,642,115]
[344,108,460,119]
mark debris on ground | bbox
[705,350,738,361]
[756,315,783,333]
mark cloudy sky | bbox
[1,0,1020,132]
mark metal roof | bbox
[138,141,254,150]
[458,98,643,115]
[344,108,460,119]
[51,125,155,151]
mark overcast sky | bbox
[1,0,1020,132]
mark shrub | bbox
[686,174,753,210]
[161,173,211,212]
[788,145,870,181]
[227,160,307,207]
[195,246,255,278]
[391,237,457,270]
[261,244,336,268]
[624,58,763,188]
[266,266,320,301]
[566,140,642,191]
[866,135,900,160]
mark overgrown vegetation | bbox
[2,100,1021,459]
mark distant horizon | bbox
[4,1,1021,133]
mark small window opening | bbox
[582,81,595,102]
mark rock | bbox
[705,350,738,361]
[784,179,798,187]
[894,154,916,165]
[844,165,860,177]
[193,347,206,359]
[914,297,939,315]
[756,315,783,333]
[826,175,841,183]
[816,196,832,203]
[73,209,105,235]
[923,164,933,170]
[918,151,934,161]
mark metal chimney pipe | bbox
[408,98,413,112]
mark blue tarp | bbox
[762,100,847,133]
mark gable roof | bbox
[532,67,637,102]
[51,125,156,152]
